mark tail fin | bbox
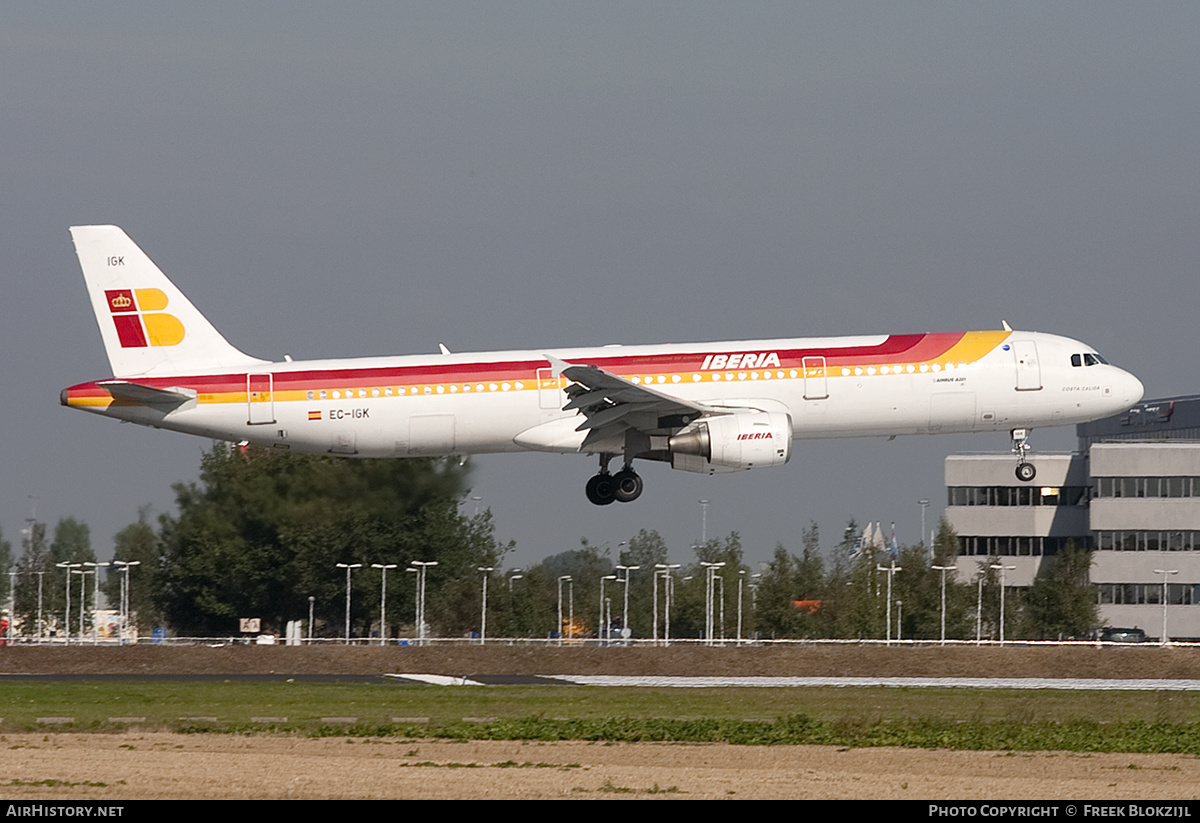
[70,225,268,377]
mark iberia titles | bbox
[700,352,781,370]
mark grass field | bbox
[6,681,1200,753]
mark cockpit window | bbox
[1072,352,1109,367]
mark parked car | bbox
[1099,627,1149,643]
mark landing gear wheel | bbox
[1015,462,1036,482]
[585,473,617,506]
[612,469,644,503]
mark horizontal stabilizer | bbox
[97,380,197,409]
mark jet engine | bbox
[668,411,793,474]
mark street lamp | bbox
[83,562,109,643]
[653,563,680,645]
[991,563,1016,645]
[932,564,955,644]
[72,569,93,639]
[918,499,931,556]
[408,561,437,646]
[700,561,725,645]
[557,576,572,645]
[477,567,494,645]
[599,575,616,643]
[615,565,638,641]
[372,564,398,645]
[698,499,710,544]
[56,562,82,645]
[335,563,362,644]
[876,561,902,643]
[1154,568,1179,645]
[737,569,746,645]
[112,561,139,643]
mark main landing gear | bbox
[1011,428,1036,482]
[585,455,644,505]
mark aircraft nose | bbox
[1119,369,1145,408]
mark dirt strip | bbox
[3,733,1199,800]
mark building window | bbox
[1097,583,1198,605]
[958,536,1090,556]
[948,486,1089,507]
[1095,476,1200,498]
[1094,531,1199,551]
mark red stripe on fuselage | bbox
[63,333,973,397]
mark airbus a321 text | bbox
[61,226,1145,505]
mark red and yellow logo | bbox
[104,289,184,347]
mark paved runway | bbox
[391,674,1200,689]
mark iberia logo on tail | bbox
[104,288,184,347]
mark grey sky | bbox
[3,4,1198,568]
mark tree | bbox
[615,529,669,639]
[0,526,11,608]
[1025,543,1099,639]
[154,443,492,636]
[50,518,98,635]
[12,523,50,638]
[101,508,167,635]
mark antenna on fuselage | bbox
[438,343,452,355]
[1001,320,1013,332]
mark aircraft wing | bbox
[545,355,720,450]
[97,380,197,410]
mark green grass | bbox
[4,681,1200,753]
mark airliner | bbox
[61,226,1144,505]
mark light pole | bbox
[700,561,725,644]
[599,574,616,643]
[36,570,45,643]
[307,595,315,644]
[976,571,985,644]
[616,565,638,640]
[876,561,902,643]
[508,569,523,592]
[72,569,93,639]
[653,564,679,645]
[477,566,494,645]
[715,574,725,642]
[335,563,362,644]
[932,564,955,644]
[557,576,571,644]
[1154,568,1179,645]
[409,561,437,646]
[6,569,16,644]
[372,564,397,645]
[737,569,746,644]
[113,561,139,643]
[56,562,81,644]
[991,563,1015,645]
[83,562,109,643]
[698,499,710,545]
[918,499,931,556]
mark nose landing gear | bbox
[1012,428,1036,482]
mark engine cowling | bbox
[668,411,793,474]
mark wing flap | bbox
[545,354,720,451]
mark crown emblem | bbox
[110,294,133,309]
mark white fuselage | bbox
[64,329,1144,461]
